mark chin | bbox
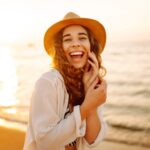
[72,64,84,69]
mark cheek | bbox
[62,43,70,55]
[62,46,69,59]
[62,43,66,52]
[61,43,67,57]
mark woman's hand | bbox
[81,79,107,118]
[83,51,99,93]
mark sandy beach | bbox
[0,124,25,149]
[0,119,149,150]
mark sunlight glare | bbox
[0,46,18,106]
[2,108,17,114]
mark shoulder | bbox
[41,68,63,82]
[35,68,64,89]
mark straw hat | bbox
[44,12,106,56]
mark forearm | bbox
[84,109,101,144]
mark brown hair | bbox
[51,26,106,106]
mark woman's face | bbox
[62,25,91,69]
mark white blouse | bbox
[23,68,107,150]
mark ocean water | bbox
[0,41,150,147]
[102,42,150,147]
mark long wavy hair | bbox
[51,26,106,106]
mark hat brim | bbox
[44,18,106,56]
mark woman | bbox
[23,12,107,150]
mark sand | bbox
[0,119,149,150]
[0,126,25,150]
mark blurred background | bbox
[0,0,150,149]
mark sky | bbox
[0,0,150,45]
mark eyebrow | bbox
[63,32,88,38]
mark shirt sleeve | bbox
[79,105,107,148]
[30,77,86,150]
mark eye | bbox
[79,36,88,40]
[63,38,72,42]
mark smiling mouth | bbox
[69,51,84,59]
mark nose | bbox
[71,40,81,48]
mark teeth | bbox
[70,51,83,56]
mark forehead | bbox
[62,25,88,35]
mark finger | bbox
[88,77,99,90]
[86,60,99,87]
[87,74,97,88]
[84,62,90,72]
[88,52,99,68]
[88,59,97,73]
[88,60,99,80]
[96,79,107,92]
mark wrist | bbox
[80,104,88,121]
